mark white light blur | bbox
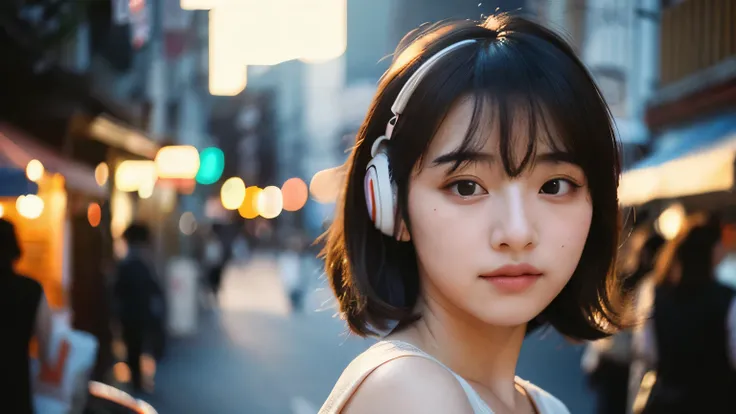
[138,180,155,199]
[26,159,44,182]
[155,146,200,179]
[656,203,686,241]
[298,0,348,63]
[179,212,198,235]
[115,160,157,192]
[309,166,345,204]
[257,186,283,219]
[180,0,220,9]
[220,177,246,210]
[209,7,247,95]
[16,194,44,219]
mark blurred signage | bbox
[205,0,347,95]
[130,0,151,49]
[112,0,150,48]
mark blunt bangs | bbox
[394,26,617,184]
[323,14,623,340]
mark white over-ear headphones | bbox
[364,39,477,237]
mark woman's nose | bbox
[490,185,537,252]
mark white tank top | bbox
[319,340,570,414]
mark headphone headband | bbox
[365,38,477,237]
[390,39,478,118]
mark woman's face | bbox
[406,99,593,327]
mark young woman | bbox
[319,14,624,414]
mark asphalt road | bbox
[144,256,596,414]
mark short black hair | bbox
[123,223,150,246]
[322,14,623,340]
[0,218,21,264]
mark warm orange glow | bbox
[94,163,109,187]
[239,186,261,219]
[113,362,131,383]
[87,203,102,228]
[281,178,308,211]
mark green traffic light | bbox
[196,147,225,185]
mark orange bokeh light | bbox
[87,203,102,227]
[239,186,262,219]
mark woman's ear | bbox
[396,219,411,242]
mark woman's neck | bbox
[387,293,527,409]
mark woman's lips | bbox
[479,263,543,292]
[480,274,541,292]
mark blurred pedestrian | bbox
[0,218,54,414]
[112,223,164,393]
[639,214,736,413]
[582,228,664,414]
[204,226,226,303]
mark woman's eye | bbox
[448,180,486,197]
[539,178,578,196]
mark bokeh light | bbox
[115,160,157,192]
[179,212,198,235]
[309,166,345,204]
[26,159,44,182]
[95,163,109,186]
[138,180,155,199]
[87,203,102,228]
[257,186,283,219]
[196,147,225,185]
[16,194,44,219]
[281,177,308,211]
[220,177,246,210]
[113,362,131,383]
[656,203,686,240]
[155,145,200,179]
[239,186,261,219]
[0,204,4,218]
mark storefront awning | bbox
[0,123,106,198]
[86,114,160,160]
[619,112,736,206]
[0,166,38,197]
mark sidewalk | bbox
[139,255,366,414]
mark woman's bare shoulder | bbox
[342,355,474,414]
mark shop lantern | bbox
[155,145,200,192]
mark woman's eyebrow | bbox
[431,150,494,168]
[534,151,577,165]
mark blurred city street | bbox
[5,0,732,412]
[144,255,596,414]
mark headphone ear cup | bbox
[365,151,396,236]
